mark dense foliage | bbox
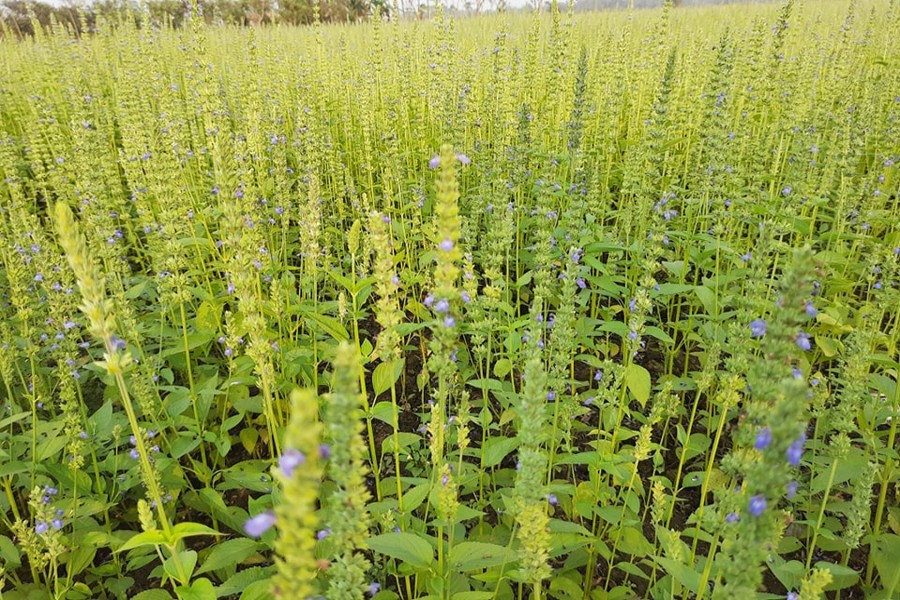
[0,1,898,599]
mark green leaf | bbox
[165,550,198,583]
[372,359,404,396]
[217,567,272,597]
[301,312,350,341]
[815,336,842,358]
[644,326,674,345]
[117,529,167,552]
[815,561,859,590]
[239,580,273,600]
[239,428,259,454]
[448,542,515,571]
[872,534,900,595]
[694,286,718,315]
[0,535,21,569]
[366,532,434,569]
[615,527,653,557]
[196,539,260,576]
[171,522,222,542]
[175,578,216,600]
[653,557,700,594]
[132,591,174,600]
[493,358,512,378]
[480,437,518,469]
[624,364,651,408]
[196,301,221,332]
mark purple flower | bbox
[460,291,471,303]
[546,391,556,401]
[129,449,140,459]
[439,238,454,252]
[748,495,767,517]
[243,511,276,538]
[443,316,456,328]
[750,319,767,338]
[754,427,772,450]
[786,480,799,500]
[725,512,740,523]
[423,293,435,308]
[44,486,58,496]
[51,518,64,530]
[316,528,331,540]
[456,153,470,165]
[796,332,811,351]
[576,277,586,289]
[782,185,792,196]
[428,155,441,169]
[35,521,49,535]
[787,593,799,600]
[434,299,450,313]
[319,444,331,459]
[368,582,381,596]
[787,434,806,466]
[278,448,305,478]
[805,301,817,317]
[546,494,558,505]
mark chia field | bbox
[0,1,899,599]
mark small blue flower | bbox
[319,444,331,459]
[786,480,799,500]
[805,301,817,317]
[546,391,556,401]
[443,316,456,328]
[754,427,772,451]
[796,332,811,351]
[748,495,767,517]
[787,434,806,466]
[368,582,381,596]
[316,528,331,540]
[243,512,276,538]
[749,319,767,338]
[35,521,49,535]
[278,448,305,478]
[546,494,558,505]
[725,512,739,523]
[428,155,440,169]
[434,299,450,314]
[51,518,64,530]
[439,238,454,252]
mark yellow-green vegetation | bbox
[0,1,899,599]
